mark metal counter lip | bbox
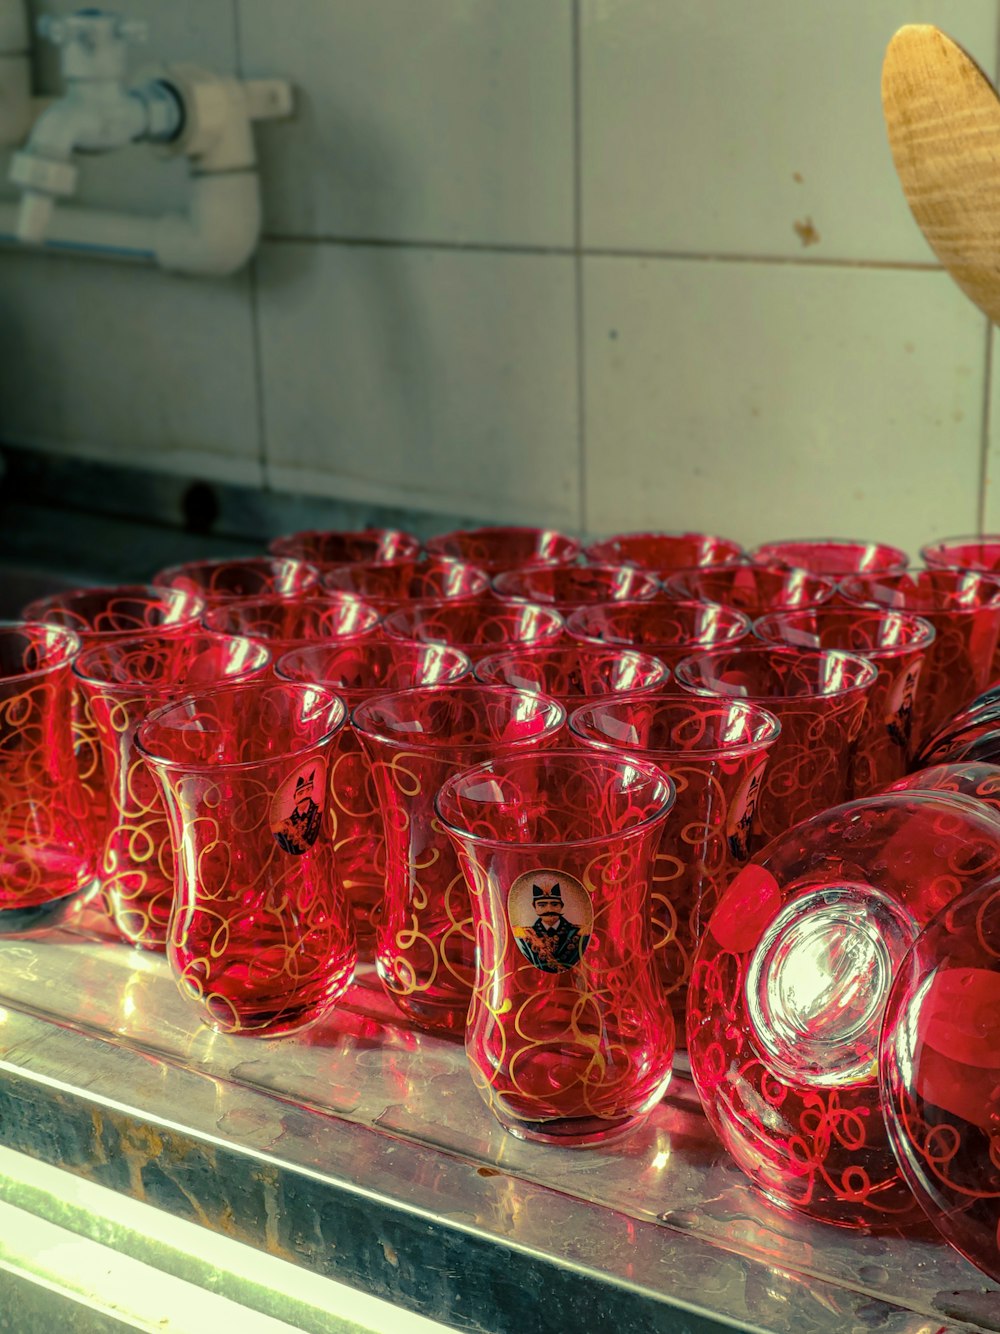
[0,1004,951,1334]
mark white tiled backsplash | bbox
[0,0,996,552]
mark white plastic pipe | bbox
[0,171,261,273]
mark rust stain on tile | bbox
[793,217,820,247]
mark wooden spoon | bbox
[883,24,1000,323]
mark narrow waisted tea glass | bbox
[474,642,668,706]
[382,599,564,664]
[202,595,380,659]
[753,607,936,794]
[353,684,564,1034]
[584,531,745,574]
[22,584,204,838]
[675,646,877,843]
[321,557,489,616]
[152,556,318,608]
[138,681,355,1035]
[566,600,751,674]
[750,538,909,578]
[425,526,580,574]
[569,695,780,1037]
[275,639,471,958]
[0,622,95,928]
[269,527,421,566]
[75,633,270,950]
[492,563,659,613]
[840,568,1000,747]
[437,748,676,1146]
[663,564,836,615]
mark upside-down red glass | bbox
[886,760,1000,818]
[437,748,676,1144]
[840,568,1000,748]
[22,584,205,835]
[269,527,421,566]
[0,623,95,927]
[152,556,318,607]
[75,633,270,950]
[353,685,564,1033]
[569,696,780,1036]
[382,599,564,664]
[138,681,355,1034]
[275,639,472,958]
[663,564,836,615]
[753,607,936,795]
[881,880,1000,1280]
[321,557,489,614]
[584,531,745,574]
[566,600,751,674]
[492,563,659,612]
[675,646,877,842]
[202,595,381,656]
[687,791,1000,1227]
[425,525,580,574]
[473,643,668,705]
[750,538,910,577]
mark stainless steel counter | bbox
[0,901,997,1333]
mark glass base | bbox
[384,990,469,1038]
[496,1109,652,1148]
[0,882,93,934]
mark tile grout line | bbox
[259,232,944,273]
[232,0,270,492]
[571,0,587,539]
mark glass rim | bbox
[751,536,909,555]
[352,682,566,752]
[565,598,753,644]
[136,679,347,774]
[152,554,318,590]
[21,582,206,635]
[584,528,744,550]
[674,644,879,699]
[274,640,472,696]
[839,567,1000,612]
[0,620,81,682]
[73,631,270,693]
[201,591,382,636]
[568,692,782,758]
[381,598,565,641]
[434,746,676,851]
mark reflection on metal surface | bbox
[0,905,993,1333]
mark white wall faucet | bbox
[0,2,293,276]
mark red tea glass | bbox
[492,563,659,612]
[269,527,421,565]
[750,538,909,577]
[753,607,936,795]
[152,556,318,608]
[382,600,564,664]
[0,623,95,926]
[663,564,836,615]
[437,749,676,1144]
[920,534,1000,572]
[22,584,205,833]
[321,557,489,614]
[584,531,745,574]
[675,646,877,842]
[687,791,1000,1227]
[473,643,668,705]
[75,633,270,950]
[840,568,1000,747]
[881,880,1000,1280]
[425,525,580,574]
[275,639,472,957]
[569,696,780,1035]
[353,685,564,1033]
[887,761,1000,818]
[138,681,355,1035]
[202,595,381,655]
[566,600,751,674]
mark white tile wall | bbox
[0,251,261,485]
[238,0,574,246]
[256,242,578,524]
[0,1,998,544]
[583,258,987,552]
